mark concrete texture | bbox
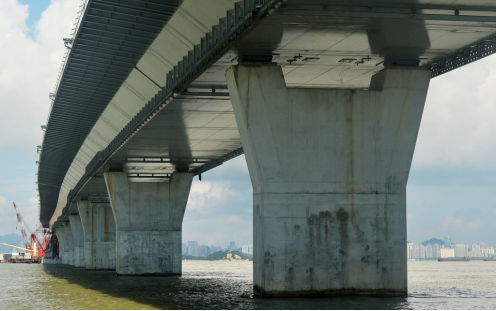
[226,65,431,297]
[69,214,85,268]
[56,228,66,263]
[61,224,75,266]
[77,201,116,270]
[104,171,193,275]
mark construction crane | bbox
[0,242,36,254]
[11,202,51,258]
[13,202,29,249]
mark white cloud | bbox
[0,0,80,154]
[439,216,465,231]
[467,219,484,231]
[413,56,496,169]
[187,181,242,213]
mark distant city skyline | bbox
[182,240,253,257]
[408,235,496,259]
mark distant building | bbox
[188,241,198,256]
[444,236,452,248]
[210,246,222,253]
[248,244,253,255]
[455,243,467,257]
[242,245,249,254]
[440,248,455,258]
[182,243,187,255]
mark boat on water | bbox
[483,259,496,261]
[438,257,470,262]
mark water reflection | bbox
[0,262,494,310]
[41,265,412,310]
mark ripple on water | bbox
[0,261,495,309]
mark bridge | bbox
[38,0,496,297]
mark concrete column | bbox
[104,171,193,275]
[56,228,66,263]
[61,224,75,266]
[69,214,85,268]
[226,65,431,297]
[77,201,116,270]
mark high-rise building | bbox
[211,246,222,253]
[444,236,452,248]
[182,243,187,255]
[455,243,466,257]
[242,245,249,254]
[248,244,253,255]
[433,243,441,258]
[188,241,198,256]
[440,248,455,258]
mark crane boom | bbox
[13,202,29,249]
[0,242,31,252]
[9,202,51,258]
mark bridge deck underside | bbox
[99,4,496,179]
[42,0,496,226]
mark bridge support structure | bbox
[104,171,193,276]
[68,214,85,268]
[60,224,74,266]
[226,64,431,297]
[77,201,116,270]
[56,227,67,264]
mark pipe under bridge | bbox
[39,0,496,297]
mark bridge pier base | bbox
[69,214,85,268]
[77,201,116,270]
[226,65,431,297]
[104,171,193,276]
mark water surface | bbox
[0,261,495,309]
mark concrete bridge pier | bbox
[55,228,66,263]
[77,201,116,270]
[60,224,75,266]
[104,171,193,275]
[68,214,85,268]
[226,64,431,297]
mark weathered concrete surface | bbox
[226,65,431,297]
[77,201,116,270]
[61,224,75,266]
[69,214,85,268]
[104,171,193,275]
[56,228,67,263]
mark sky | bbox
[0,0,495,249]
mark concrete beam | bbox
[77,200,116,270]
[104,171,193,275]
[226,65,431,297]
[68,214,85,268]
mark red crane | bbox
[12,202,51,258]
[13,202,29,249]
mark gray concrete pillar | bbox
[77,201,116,270]
[104,171,193,275]
[56,228,66,263]
[69,214,85,268]
[226,65,431,297]
[61,224,75,266]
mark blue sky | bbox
[18,0,51,31]
[0,0,495,248]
